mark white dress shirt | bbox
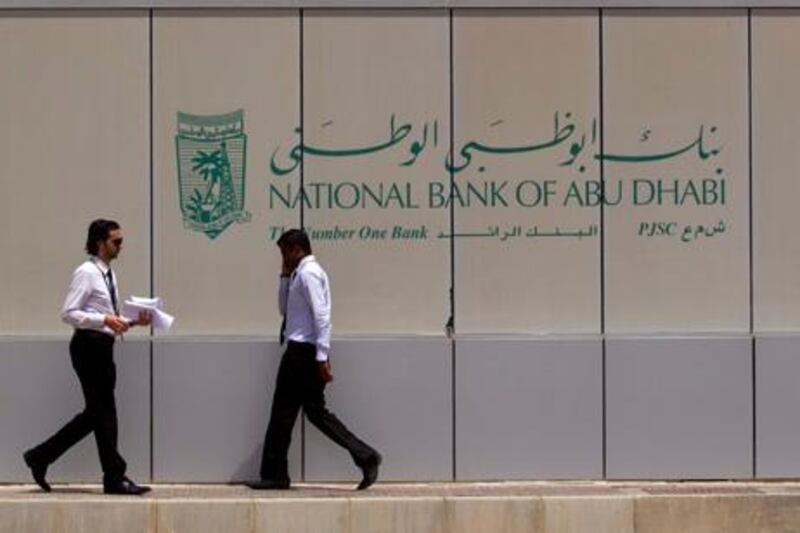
[279,255,331,362]
[61,257,120,337]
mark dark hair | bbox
[277,228,312,254]
[85,219,120,255]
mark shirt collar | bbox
[297,255,316,270]
[91,256,111,274]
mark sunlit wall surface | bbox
[603,10,749,333]
[153,10,298,336]
[454,10,601,334]
[0,8,797,337]
[0,12,149,335]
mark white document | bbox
[121,295,175,332]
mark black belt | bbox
[74,329,115,345]
[287,340,315,349]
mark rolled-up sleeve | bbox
[61,269,105,329]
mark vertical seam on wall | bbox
[148,7,155,483]
[449,7,457,482]
[300,9,305,232]
[299,8,306,483]
[752,335,757,477]
[599,7,607,480]
[748,8,756,478]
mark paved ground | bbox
[4,481,800,532]
[3,480,800,499]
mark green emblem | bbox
[176,109,251,239]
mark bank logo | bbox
[176,109,251,239]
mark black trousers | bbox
[260,341,378,481]
[27,329,127,481]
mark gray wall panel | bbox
[606,337,752,479]
[0,340,150,483]
[303,339,452,482]
[455,339,603,480]
[152,341,300,482]
[755,336,800,477]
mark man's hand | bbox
[318,360,334,384]
[281,253,294,277]
[104,315,130,334]
[134,310,152,327]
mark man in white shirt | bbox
[249,229,381,491]
[23,219,151,495]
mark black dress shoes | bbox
[357,453,382,491]
[246,478,291,490]
[23,450,50,493]
[103,477,151,496]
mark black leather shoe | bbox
[103,477,151,496]
[246,478,290,490]
[357,453,382,491]
[23,450,50,493]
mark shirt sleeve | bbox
[300,269,331,362]
[61,268,105,329]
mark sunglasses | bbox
[110,238,123,246]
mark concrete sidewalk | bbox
[2,481,800,532]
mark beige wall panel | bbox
[454,10,600,334]
[154,10,298,336]
[302,10,449,335]
[753,11,800,331]
[604,10,749,333]
[0,12,149,335]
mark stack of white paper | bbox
[122,296,175,332]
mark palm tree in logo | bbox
[190,143,237,223]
